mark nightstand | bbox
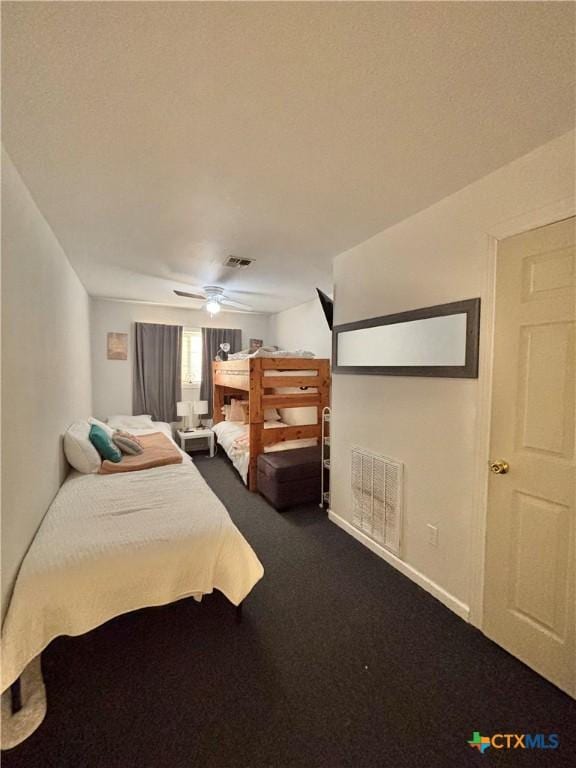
[177,428,215,458]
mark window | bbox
[182,329,202,387]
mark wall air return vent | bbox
[351,447,403,556]
[223,256,254,269]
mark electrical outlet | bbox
[427,523,439,547]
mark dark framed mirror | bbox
[333,298,480,378]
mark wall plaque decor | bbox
[107,332,128,360]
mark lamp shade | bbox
[176,401,192,417]
[193,400,208,415]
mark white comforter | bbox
[1,428,264,692]
[227,348,315,360]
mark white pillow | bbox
[278,405,318,426]
[88,417,114,438]
[274,373,318,426]
[64,421,101,474]
[107,414,154,430]
[264,408,281,422]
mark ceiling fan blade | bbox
[220,288,267,298]
[221,297,254,311]
[174,290,206,300]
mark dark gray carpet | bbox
[3,454,575,767]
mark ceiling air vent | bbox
[223,255,254,269]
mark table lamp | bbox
[177,401,193,431]
[193,400,208,427]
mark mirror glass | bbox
[337,312,468,368]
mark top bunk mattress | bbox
[227,348,315,360]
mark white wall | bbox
[269,297,332,358]
[90,299,271,419]
[1,150,93,616]
[330,130,575,616]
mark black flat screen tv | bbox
[316,288,333,330]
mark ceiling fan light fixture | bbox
[205,298,221,316]
[174,285,253,312]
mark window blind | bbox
[182,329,202,386]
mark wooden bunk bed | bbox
[213,357,331,491]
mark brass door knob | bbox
[489,459,509,475]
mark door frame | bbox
[468,195,575,628]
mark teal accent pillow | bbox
[89,424,122,463]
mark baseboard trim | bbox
[328,510,470,622]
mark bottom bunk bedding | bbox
[1,430,264,692]
[212,420,318,484]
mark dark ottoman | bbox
[257,446,322,510]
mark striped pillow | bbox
[112,431,144,455]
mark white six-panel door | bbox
[484,216,575,696]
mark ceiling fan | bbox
[174,285,253,315]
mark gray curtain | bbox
[200,327,242,416]
[133,323,183,422]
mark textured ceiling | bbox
[2,1,574,313]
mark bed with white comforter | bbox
[1,423,264,692]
